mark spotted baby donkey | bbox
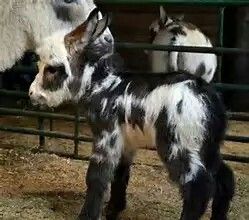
[29,8,235,220]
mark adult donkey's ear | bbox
[64,8,111,55]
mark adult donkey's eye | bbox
[46,66,58,74]
[44,65,67,77]
[64,0,77,3]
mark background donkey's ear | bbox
[159,6,167,23]
[174,14,185,21]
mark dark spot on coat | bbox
[110,133,117,148]
[195,63,206,77]
[53,5,71,22]
[207,69,213,75]
[171,36,176,42]
[155,107,178,149]
[205,36,211,44]
[129,105,145,132]
[170,26,187,36]
[177,100,183,114]
[186,81,197,93]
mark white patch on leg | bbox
[181,151,204,184]
[169,143,182,160]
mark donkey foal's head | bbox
[29,9,111,108]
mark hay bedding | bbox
[0,116,249,219]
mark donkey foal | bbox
[29,9,235,220]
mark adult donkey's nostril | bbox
[29,91,33,96]
[38,94,46,101]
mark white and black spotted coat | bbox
[148,8,217,83]
[67,40,226,185]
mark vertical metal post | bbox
[49,119,53,131]
[38,117,45,149]
[74,106,80,157]
[49,109,54,131]
[217,7,225,83]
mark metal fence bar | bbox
[225,135,249,143]
[2,107,249,121]
[0,125,93,142]
[116,42,249,54]
[222,154,249,163]
[227,112,249,121]
[0,107,87,122]
[214,83,249,91]
[97,0,249,6]
[78,135,93,142]
[217,7,225,82]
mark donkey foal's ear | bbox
[64,8,102,54]
[90,13,111,42]
[64,8,111,54]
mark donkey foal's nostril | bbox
[104,36,113,43]
[29,91,33,96]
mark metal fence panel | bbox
[0,0,249,163]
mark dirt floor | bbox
[0,115,249,220]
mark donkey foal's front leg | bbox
[78,132,122,220]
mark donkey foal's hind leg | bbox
[157,144,213,220]
[211,161,235,220]
[180,168,214,220]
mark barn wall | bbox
[98,4,220,71]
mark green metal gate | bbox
[0,0,249,163]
